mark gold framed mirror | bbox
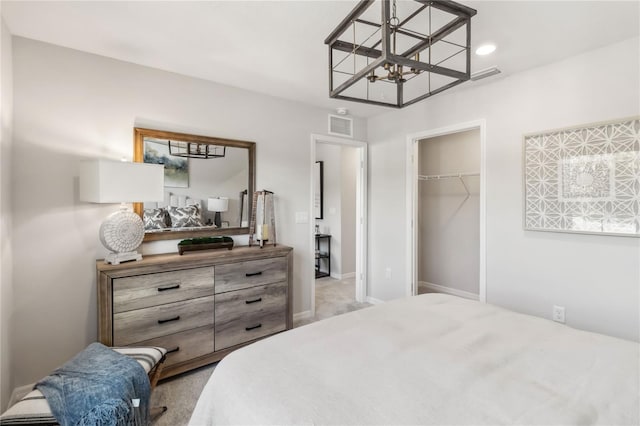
[133,127,255,242]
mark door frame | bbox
[405,119,487,302]
[310,133,368,316]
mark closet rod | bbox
[418,172,480,181]
[418,172,479,201]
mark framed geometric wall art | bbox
[523,117,640,237]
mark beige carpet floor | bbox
[151,276,371,425]
[295,276,372,326]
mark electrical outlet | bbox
[552,305,565,323]
[385,267,392,279]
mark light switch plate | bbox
[295,212,309,224]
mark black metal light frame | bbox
[168,141,226,159]
[325,0,477,108]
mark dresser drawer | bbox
[134,325,215,369]
[113,267,214,313]
[215,257,287,293]
[114,295,215,346]
[215,282,287,350]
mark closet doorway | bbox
[405,120,486,302]
[310,134,368,317]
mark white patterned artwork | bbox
[524,117,640,236]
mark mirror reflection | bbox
[133,128,255,241]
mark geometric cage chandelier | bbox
[168,140,226,159]
[325,0,477,108]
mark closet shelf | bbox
[418,172,479,180]
[418,172,480,201]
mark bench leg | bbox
[150,405,168,421]
[148,355,168,420]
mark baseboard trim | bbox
[293,310,313,321]
[324,272,356,280]
[366,296,385,305]
[419,281,479,301]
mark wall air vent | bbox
[328,114,353,138]
[470,66,501,81]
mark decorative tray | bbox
[178,236,234,255]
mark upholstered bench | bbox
[0,346,167,425]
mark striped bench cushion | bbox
[0,346,166,426]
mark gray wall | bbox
[418,129,480,296]
[0,16,14,410]
[367,37,640,341]
[8,36,367,390]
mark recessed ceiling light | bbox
[475,44,496,56]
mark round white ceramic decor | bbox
[99,210,145,253]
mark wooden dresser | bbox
[96,245,293,379]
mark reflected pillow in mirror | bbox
[168,205,205,228]
[143,208,170,230]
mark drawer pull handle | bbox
[245,298,262,304]
[157,284,181,292]
[245,271,263,277]
[166,346,180,355]
[158,316,180,324]
[245,324,262,331]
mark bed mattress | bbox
[189,293,639,425]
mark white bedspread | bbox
[189,294,639,425]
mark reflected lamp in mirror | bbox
[79,159,164,265]
[208,197,229,228]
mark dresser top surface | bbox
[97,245,292,275]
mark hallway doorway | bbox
[310,134,367,317]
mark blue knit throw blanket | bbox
[35,343,150,426]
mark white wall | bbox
[367,37,640,341]
[0,16,14,411]
[10,37,366,388]
[419,129,480,295]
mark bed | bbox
[189,293,639,425]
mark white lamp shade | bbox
[208,197,229,212]
[79,159,164,203]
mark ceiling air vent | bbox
[328,114,353,138]
[470,66,501,81]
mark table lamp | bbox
[79,159,164,264]
[208,197,229,228]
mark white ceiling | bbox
[2,1,639,118]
